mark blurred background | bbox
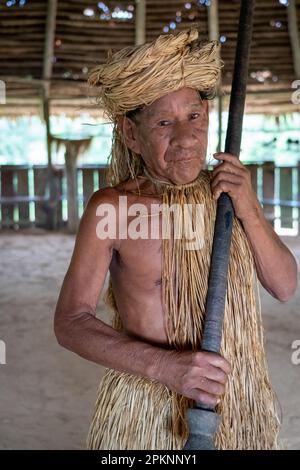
[0,0,299,449]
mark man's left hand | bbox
[211,152,260,223]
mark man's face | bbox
[123,87,209,185]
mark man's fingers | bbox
[212,181,242,200]
[196,377,225,396]
[191,389,221,407]
[213,152,243,169]
[194,351,231,375]
[211,171,243,190]
[203,364,229,385]
[212,161,245,178]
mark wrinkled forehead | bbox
[141,87,205,118]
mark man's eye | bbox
[190,113,200,120]
[158,120,170,127]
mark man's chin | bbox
[169,162,204,185]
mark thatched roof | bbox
[0,0,300,117]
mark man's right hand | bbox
[156,350,231,406]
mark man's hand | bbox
[157,350,231,406]
[211,152,260,223]
[210,152,297,302]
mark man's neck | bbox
[143,166,202,188]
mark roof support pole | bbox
[42,0,57,229]
[208,0,223,152]
[135,0,146,46]
[287,0,300,78]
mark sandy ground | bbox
[0,230,299,450]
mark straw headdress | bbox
[88,29,222,185]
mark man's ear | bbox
[117,116,141,154]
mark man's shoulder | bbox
[88,186,121,209]
[87,177,142,207]
[80,187,122,248]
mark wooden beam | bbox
[42,0,58,229]
[208,0,223,152]
[135,0,146,46]
[43,0,57,95]
[287,0,300,78]
[208,0,219,42]
[0,76,43,85]
[42,0,58,165]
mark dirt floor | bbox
[0,230,299,450]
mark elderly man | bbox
[54,30,297,450]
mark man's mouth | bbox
[173,156,198,164]
[165,152,203,164]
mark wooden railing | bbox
[246,162,300,234]
[0,164,106,229]
[0,162,299,234]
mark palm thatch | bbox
[0,0,300,116]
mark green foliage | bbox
[0,113,299,166]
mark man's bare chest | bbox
[110,237,163,289]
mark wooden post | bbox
[279,167,293,228]
[0,166,14,228]
[42,0,58,229]
[208,0,219,43]
[98,168,107,189]
[52,136,92,232]
[208,0,223,153]
[247,163,258,194]
[262,161,275,227]
[135,0,146,46]
[287,0,300,78]
[16,168,30,226]
[43,0,57,98]
[82,167,95,208]
[64,143,79,234]
[34,166,48,228]
[53,167,64,229]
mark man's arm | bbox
[54,188,161,378]
[54,188,230,406]
[211,152,298,302]
[240,203,297,302]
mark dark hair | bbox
[200,87,217,101]
[125,88,216,123]
[125,106,144,123]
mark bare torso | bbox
[108,175,169,346]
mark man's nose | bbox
[170,121,197,148]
